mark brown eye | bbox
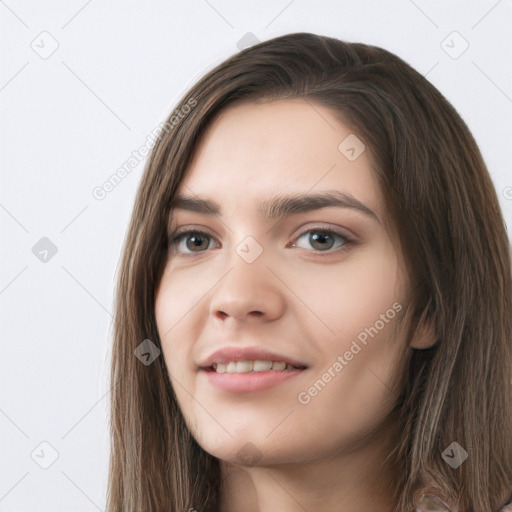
[308,231,336,251]
[292,228,353,253]
[170,230,218,254]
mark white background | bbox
[1,1,511,510]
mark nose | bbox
[209,251,286,324]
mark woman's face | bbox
[155,99,408,466]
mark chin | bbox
[193,428,312,467]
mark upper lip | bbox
[198,346,309,369]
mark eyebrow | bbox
[170,190,380,224]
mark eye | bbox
[290,228,354,253]
[168,226,355,256]
[169,229,219,255]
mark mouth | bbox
[199,357,308,393]
[204,360,307,374]
[198,346,309,393]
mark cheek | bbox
[287,242,405,445]
[296,367,400,458]
[293,320,404,458]
[154,277,199,381]
[155,287,202,434]
[278,238,403,345]
[154,265,212,343]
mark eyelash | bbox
[167,226,357,257]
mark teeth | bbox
[212,360,297,374]
[236,361,253,373]
[253,360,272,372]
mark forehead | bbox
[178,99,382,215]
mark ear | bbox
[409,318,437,349]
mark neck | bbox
[219,422,400,512]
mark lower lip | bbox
[201,368,305,393]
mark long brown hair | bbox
[106,32,512,511]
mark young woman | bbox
[106,33,512,512]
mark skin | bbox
[154,99,434,511]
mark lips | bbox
[197,346,309,393]
[198,346,309,370]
